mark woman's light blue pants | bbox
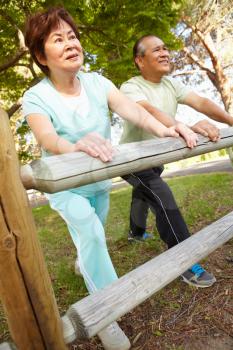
[47,190,118,293]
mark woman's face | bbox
[39,20,84,76]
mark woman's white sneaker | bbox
[98,321,131,350]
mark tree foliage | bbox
[175,0,233,109]
[174,0,233,164]
[0,0,185,162]
[0,0,184,115]
[66,0,184,85]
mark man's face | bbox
[136,36,170,76]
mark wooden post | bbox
[0,108,67,350]
[20,127,233,193]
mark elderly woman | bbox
[23,7,197,350]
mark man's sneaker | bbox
[74,258,82,276]
[98,321,131,350]
[128,230,153,243]
[181,263,216,288]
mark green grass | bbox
[1,172,233,343]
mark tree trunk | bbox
[185,25,233,167]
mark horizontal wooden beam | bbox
[62,211,233,340]
[21,127,233,193]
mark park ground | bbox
[70,171,233,350]
[0,170,233,349]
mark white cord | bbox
[130,173,181,245]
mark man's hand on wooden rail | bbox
[190,120,220,142]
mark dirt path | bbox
[163,158,233,178]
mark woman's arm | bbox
[108,87,178,138]
[27,114,114,162]
[27,114,75,154]
[108,88,198,147]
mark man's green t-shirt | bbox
[120,75,191,144]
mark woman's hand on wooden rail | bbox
[175,122,198,149]
[74,132,114,162]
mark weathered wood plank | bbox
[0,108,67,350]
[0,343,15,350]
[21,127,233,193]
[63,211,233,340]
[0,207,45,349]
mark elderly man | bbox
[120,34,233,288]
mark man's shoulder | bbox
[162,75,186,88]
[160,76,188,94]
[121,75,143,86]
[161,75,177,86]
[121,76,148,94]
[122,75,177,89]
[162,76,192,102]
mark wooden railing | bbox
[20,127,233,193]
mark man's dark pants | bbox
[122,166,190,248]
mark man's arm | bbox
[137,100,176,127]
[136,100,198,148]
[190,120,220,142]
[183,92,233,126]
